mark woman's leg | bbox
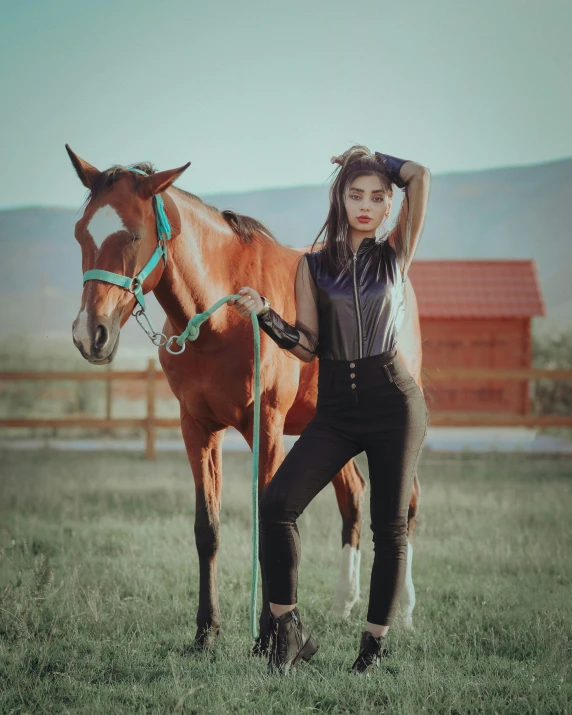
[260,419,362,615]
[363,405,427,633]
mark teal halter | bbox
[82,167,171,314]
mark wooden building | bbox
[408,260,546,415]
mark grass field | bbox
[0,448,571,714]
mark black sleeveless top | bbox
[305,237,405,361]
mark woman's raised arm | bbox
[387,162,431,282]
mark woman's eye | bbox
[350,194,361,200]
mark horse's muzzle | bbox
[72,314,120,364]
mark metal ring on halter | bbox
[151,332,168,347]
[166,336,186,355]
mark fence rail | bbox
[1,361,571,458]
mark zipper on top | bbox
[352,250,364,358]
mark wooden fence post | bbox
[145,358,156,460]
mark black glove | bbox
[257,308,301,350]
[374,152,409,189]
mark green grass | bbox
[0,449,571,714]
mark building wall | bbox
[420,318,530,414]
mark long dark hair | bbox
[309,145,398,275]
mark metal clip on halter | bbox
[134,307,168,347]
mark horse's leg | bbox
[180,410,225,649]
[331,459,367,618]
[400,470,421,630]
[242,416,287,654]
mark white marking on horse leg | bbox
[87,204,128,249]
[332,544,361,618]
[74,307,91,353]
[400,539,416,630]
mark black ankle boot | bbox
[267,607,318,674]
[350,631,389,674]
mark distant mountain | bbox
[1,157,570,353]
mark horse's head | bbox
[67,145,190,363]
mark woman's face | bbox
[343,173,390,236]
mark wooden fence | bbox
[1,360,571,459]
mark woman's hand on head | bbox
[331,149,356,166]
[227,286,264,319]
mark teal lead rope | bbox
[171,296,262,641]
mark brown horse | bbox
[67,146,423,649]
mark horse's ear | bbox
[65,144,100,189]
[139,162,191,199]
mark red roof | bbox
[408,260,546,318]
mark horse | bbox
[67,146,423,650]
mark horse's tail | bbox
[221,210,277,245]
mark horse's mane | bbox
[86,162,279,246]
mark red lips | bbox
[357,216,372,223]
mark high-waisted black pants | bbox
[260,347,428,626]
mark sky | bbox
[1,0,570,209]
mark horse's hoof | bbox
[181,642,202,657]
[401,617,415,632]
[251,634,271,658]
[329,604,353,620]
[193,626,220,650]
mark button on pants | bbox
[260,347,428,626]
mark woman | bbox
[228,145,431,674]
